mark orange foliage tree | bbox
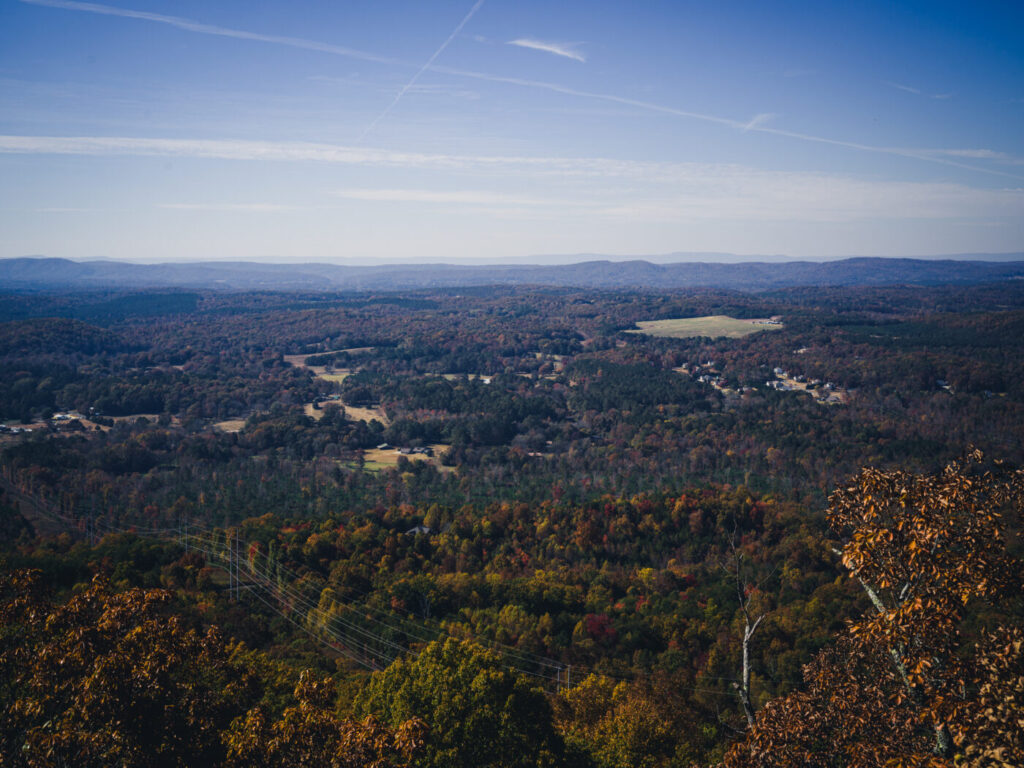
[722,453,1024,767]
[0,570,427,768]
[1,571,256,767]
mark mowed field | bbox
[317,371,351,383]
[283,352,356,383]
[282,347,373,367]
[361,444,450,471]
[627,315,783,339]
[213,418,247,432]
[303,402,389,424]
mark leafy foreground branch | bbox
[0,571,425,768]
[722,453,1024,768]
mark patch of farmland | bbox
[627,315,783,339]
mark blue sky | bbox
[1,0,1022,263]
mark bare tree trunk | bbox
[727,533,766,729]
[738,613,764,728]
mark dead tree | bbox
[722,531,770,729]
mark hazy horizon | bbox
[2,1,1023,262]
[7,250,1024,269]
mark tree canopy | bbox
[723,454,1024,767]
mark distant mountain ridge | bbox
[2,256,1023,292]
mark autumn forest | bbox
[1,281,1022,767]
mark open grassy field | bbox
[282,353,315,368]
[282,347,373,367]
[303,402,388,424]
[283,352,354,384]
[344,405,389,423]
[627,315,783,339]
[317,371,351,383]
[440,373,494,382]
[361,444,449,471]
[213,418,247,433]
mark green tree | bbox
[224,670,426,768]
[553,674,708,768]
[353,638,569,768]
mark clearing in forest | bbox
[304,402,389,424]
[361,444,450,471]
[317,371,351,383]
[628,315,783,339]
[213,418,247,433]
[282,347,374,367]
[283,351,361,383]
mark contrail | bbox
[19,0,400,66]
[18,0,1024,180]
[356,0,486,143]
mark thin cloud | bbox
[919,148,1024,165]
[4,136,1023,226]
[6,135,1024,200]
[186,182,1024,227]
[159,203,299,212]
[330,188,598,207]
[356,0,485,142]
[29,206,100,212]
[0,134,704,179]
[886,80,954,100]
[886,81,922,95]
[5,135,1024,184]
[507,39,586,63]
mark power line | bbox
[5,481,798,695]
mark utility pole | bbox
[235,531,241,599]
[557,664,573,690]
[226,530,234,600]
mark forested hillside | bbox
[2,282,1022,767]
[3,256,1023,292]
